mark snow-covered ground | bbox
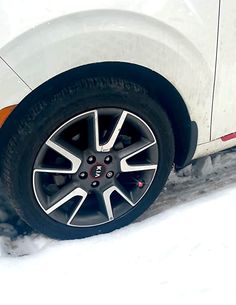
[0,147,236,305]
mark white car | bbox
[0,0,235,239]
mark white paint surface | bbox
[0,58,30,106]
[0,0,219,144]
[211,0,236,139]
[194,137,236,159]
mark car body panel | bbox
[211,0,236,140]
[0,0,219,145]
[0,57,30,107]
[194,137,236,160]
[0,0,218,67]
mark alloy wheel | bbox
[32,108,158,227]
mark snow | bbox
[0,147,236,305]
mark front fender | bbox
[0,10,214,143]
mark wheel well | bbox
[6,62,197,168]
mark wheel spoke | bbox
[102,184,134,220]
[46,185,87,215]
[94,110,128,152]
[101,189,114,221]
[67,192,88,225]
[121,163,157,173]
[93,110,100,152]
[34,168,72,174]
[34,139,82,174]
[119,139,157,172]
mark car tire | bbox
[0,77,174,239]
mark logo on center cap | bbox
[90,164,105,179]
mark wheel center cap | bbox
[90,164,106,179]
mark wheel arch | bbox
[2,62,198,168]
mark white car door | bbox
[212,0,236,140]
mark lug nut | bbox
[104,155,112,164]
[106,171,114,179]
[87,155,96,164]
[79,172,88,179]
[91,181,100,188]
